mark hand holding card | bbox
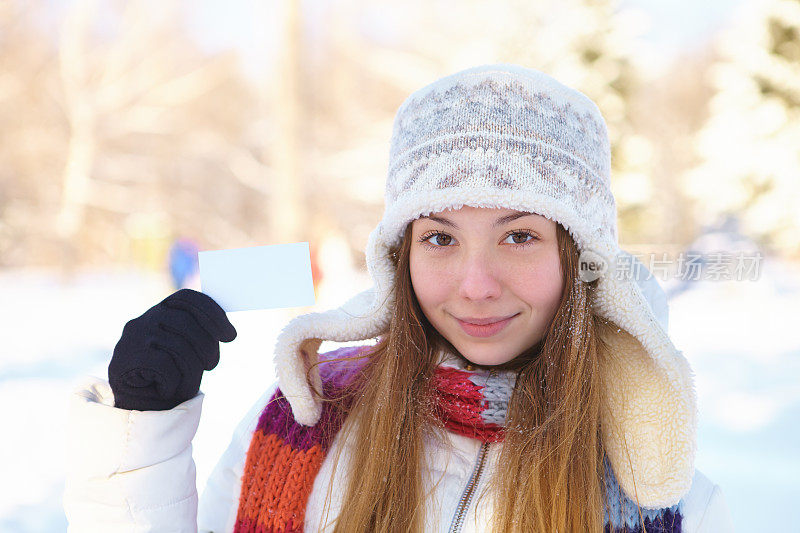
[198,242,316,312]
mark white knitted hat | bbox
[273,63,696,508]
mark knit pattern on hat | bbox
[383,70,617,246]
[236,346,684,532]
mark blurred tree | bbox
[55,0,258,275]
[0,1,65,268]
[0,0,263,274]
[687,0,800,257]
[628,47,718,250]
[268,0,306,244]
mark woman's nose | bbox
[456,253,503,301]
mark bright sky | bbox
[182,0,749,78]
[41,0,749,66]
[620,0,746,51]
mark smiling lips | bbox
[455,314,519,337]
[458,315,516,325]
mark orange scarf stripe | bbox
[235,428,326,532]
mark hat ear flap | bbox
[621,251,669,331]
[299,337,323,389]
[273,281,392,426]
[591,252,696,507]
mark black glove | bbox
[108,288,237,411]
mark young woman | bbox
[64,64,734,532]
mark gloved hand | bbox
[108,288,237,411]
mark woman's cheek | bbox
[522,256,563,309]
[411,259,448,302]
[544,261,565,312]
[409,254,432,300]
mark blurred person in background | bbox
[168,237,201,291]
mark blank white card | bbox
[198,242,316,312]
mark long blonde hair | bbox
[307,220,626,532]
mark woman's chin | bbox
[453,347,517,368]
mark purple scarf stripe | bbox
[254,346,369,452]
[639,508,682,533]
[604,509,683,533]
[318,345,372,383]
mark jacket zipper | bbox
[447,440,490,533]
[446,367,498,533]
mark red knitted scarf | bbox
[231,345,684,533]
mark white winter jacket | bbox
[63,376,735,532]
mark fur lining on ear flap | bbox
[274,333,324,426]
[598,323,695,508]
[299,337,323,390]
[592,252,697,508]
[622,250,670,332]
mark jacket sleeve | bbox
[197,381,278,533]
[681,468,735,533]
[694,484,735,532]
[63,375,204,533]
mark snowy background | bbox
[1,254,798,531]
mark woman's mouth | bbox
[455,314,519,338]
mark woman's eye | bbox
[504,232,535,245]
[422,233,453,247]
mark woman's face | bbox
[409,206,563,367]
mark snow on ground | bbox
[0,254,796,531]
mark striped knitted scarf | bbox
[233,346,684,532]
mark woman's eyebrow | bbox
[418,212,533,229]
